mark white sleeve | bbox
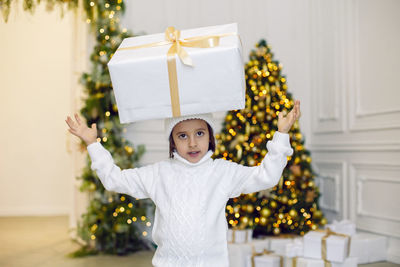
[87,142,156,199]
[220,131,293,198]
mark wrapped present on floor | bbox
[227,228,253,244]
[296,257,358,267]
[303,229,350,263]
[267,235,299,256]
[107,23,245,123]
[228,238,270,267]
[284,238,303,258]
[349,232,387,264]
[326,220,356,236]
[245,246,282,267]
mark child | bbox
[65,100,300,267]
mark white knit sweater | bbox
[87,131,293,267]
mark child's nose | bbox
[189,137,197,147]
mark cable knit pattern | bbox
[87,131,293,267]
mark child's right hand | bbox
[65,113,98,146]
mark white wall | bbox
[121,0,400,263]
[308,0,400,262]
[0,4,86,218]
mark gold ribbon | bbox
[229,227,250,243]
[317,229,351,267]
[117,27,237,117]
[250,246,283,267]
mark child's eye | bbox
[178,133,187,139]
[197,131,204,137]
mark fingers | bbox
[74,113,82,125]
[65,116,76,130]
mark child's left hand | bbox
[277,100,301,133]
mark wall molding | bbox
[347,0,400,132]
[309,142,400,152]
[350,162,400,238]
[313,161,345,215]
[309,0,346,135]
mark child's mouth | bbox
[188,151,200,157]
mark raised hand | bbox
[65,113,98,146]
[277,100,301,133]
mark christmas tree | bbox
[214,40,326,236]
[1,0,153,256]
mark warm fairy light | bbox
[127,219,132,224]
[105,111,110,116]
[113,212,117,217]
[120,196,125,201]
[97,137,101,142]
[86,19,91,24]
[102,137,107,142]
[105,3,110,8]
[132,217,137,222]
[90,2,95,6]
[141,216,146,221]
[146,222,151,227]
[99,28,104,33]
[120,207,125,212]
[143,231,148,236]
[128,203,133,208]
[91,235,96,240]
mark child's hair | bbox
[169,122,216,158]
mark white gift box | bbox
[228,238,270,267]
[303,231,350,263]
[246,254,281,267]
[349,233,387,264]
[296,257,357,267]
[285,238,303,257]
[326,220,356,236]
[108,23,245,123]
[267,236,298,255]
[227,228,253,244]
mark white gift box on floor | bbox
[228,238,270,267]
[285,238,303,257]
[108,23,245,123]
[349,233,387,264]
[303,230,350,263]
[227,228,253,244]
[296,257,357,267]
[326,220,356,236]
[267,236,299,255]
[246,253,281,267]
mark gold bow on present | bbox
[318,228,351,267]
[250,245,284,267]
[117,26,237,117]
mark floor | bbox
[0,216,398,267]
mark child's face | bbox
[172,119,210,163]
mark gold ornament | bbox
[247,205,254,213]
[273,227,281,235]
[240,216,249,226]
[259,217,267,226]
[290,164,301,176]
[313,210,322,219]
[270,201,277,209]
[289,209,298,218]
[261,208,271,217]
